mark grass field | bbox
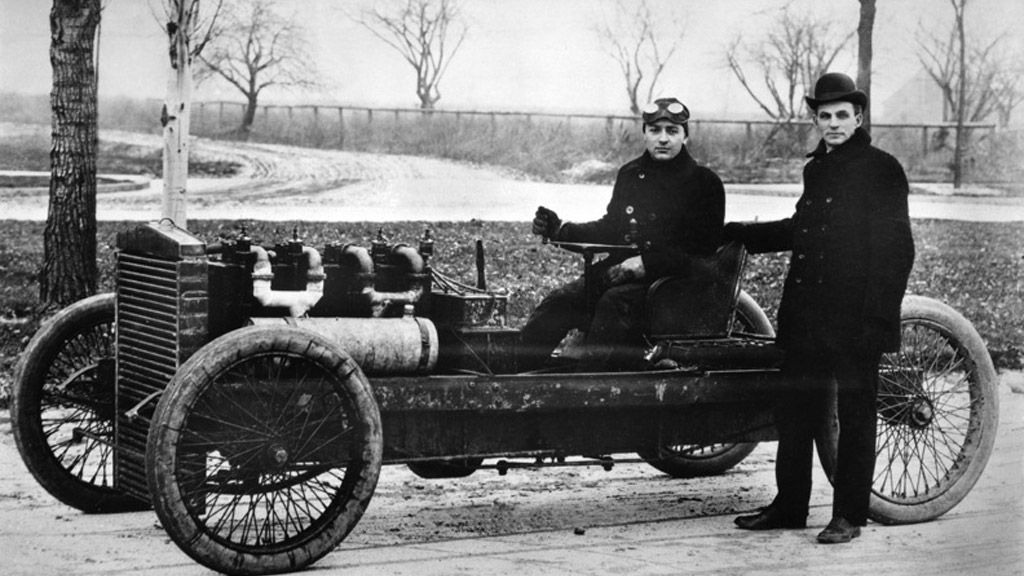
[1,217,1021,407]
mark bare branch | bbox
[354,0,468,109]
[724,7,852,122]
[595,0,685,115]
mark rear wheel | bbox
[10,293,144,512]
[639,291,769,478]
[816,296,999,524]
[147,325,383,575]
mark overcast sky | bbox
[2,0,1022,120]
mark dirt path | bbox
[1,379,1021,576]
[5,125,1024,223]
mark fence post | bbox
[338,106,345,149]
[218,101,225,130]
[921,126,929,158]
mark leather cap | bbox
[805,73,868,110]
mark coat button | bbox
[797,253,806,260]
[795,278,803,284]
[639,173,646,179]
[800,228,808,234]
[826,197,833,203]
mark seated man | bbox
[520,98,725,371]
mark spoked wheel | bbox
[817,296,999,524]
[147,325,383,575]
[639,291,769,478]
[869,295,999,524]
[10,293,145,512]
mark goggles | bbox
[641,99,690,125]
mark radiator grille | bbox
[115,252,207,501]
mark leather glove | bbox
[532,206,562,239]
[723,222,746,243]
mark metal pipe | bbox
[340,244,426,317]
[251,245,325,317]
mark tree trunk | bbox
[241,95,258,136]
[857,0,876,131]
[42,0,101,308]
[952,0,967,189]
[162,4,193,228]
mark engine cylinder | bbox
[248,316,437,374]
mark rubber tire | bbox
[10,293,145,513]
[407,458,485,479]
[816,295,999,525]
[147,325,383,576]
[639,291,770,478]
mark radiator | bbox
[114,223,208,502]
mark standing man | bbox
[521,97,725,371]
[727,73,915,543]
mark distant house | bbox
[880,71,947,124]
[881,69,1022,127]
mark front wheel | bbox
[10,293,144,512]
[817,295,999,524]
[147,325,383,575]
[639,291,769,478]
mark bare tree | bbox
[990,53,1024,127]
[856,0,876,131]
[355,0,468,110]
[916,0,1023,186]
[196,0,317,135]
[917,9,1015,124]
[726,7,854,123]
[42,0,102,307]
[595,0,684,115]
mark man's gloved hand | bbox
[605,255,645,285]
[723,222,746,243]
[532,206,562,239]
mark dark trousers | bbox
[771,348,881,526]
[519,276,647,371]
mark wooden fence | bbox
[192,100,998,160]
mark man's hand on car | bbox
[605,255,645,285]
[532,206,562,239]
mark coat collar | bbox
[807,127,872,159]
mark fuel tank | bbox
[248,315,438,375]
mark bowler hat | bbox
[804,73,868,110]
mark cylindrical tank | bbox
[248,315,438,374]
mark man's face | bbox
[643,120,686,161]
[814,101,862,150]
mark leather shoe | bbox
[734,507,806,531]
[816,517,862,544]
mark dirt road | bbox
[4,125,1024,223]
[1,377,1021,576]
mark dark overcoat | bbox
[556,147,725,279]
[731,128,915,353]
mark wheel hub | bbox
[908,397,935,429]
[268,443,289,467]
